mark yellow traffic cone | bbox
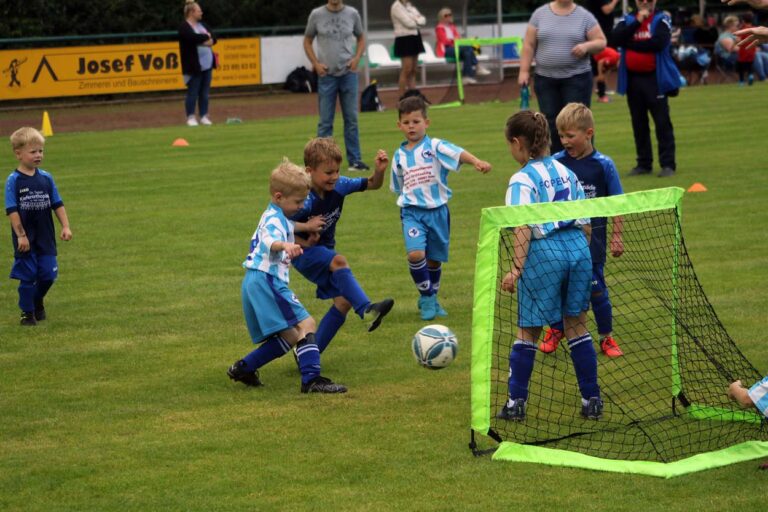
[41,111,54,137]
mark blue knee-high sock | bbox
[508,340,537,400]
[568,334,600,400]
[34,279,54,308]
[316,305,347,353]
[296,333,321,384]
[242,335,291,371]
[429,264,442,295]
[18,280,35,312]
[591,291,613,336]
[409,258,432,296]
[330,268,370,318]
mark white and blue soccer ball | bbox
[412,324,458,370]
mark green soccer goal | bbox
[470,187,768,478]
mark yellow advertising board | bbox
[0,38,261,101]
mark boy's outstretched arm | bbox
[54,205,72,241]
[728,380,756,408]
[459,150,492,174]
[367,149,389,190]
[7,211,30,252]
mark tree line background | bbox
[0,0,743,40]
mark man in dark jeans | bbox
[613,0,677,177]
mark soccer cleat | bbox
[581,397,603,420]
[597,95,610,103]
[434,298,448,317]
[658,167,675,178]
[200,115,213,125]
[186,116,199,127]
[34,303,46,321]
[418,295,437,321]
[600,335,624,358]
[227,360,263,387]
[628,166,652,176]
[364,298,395,332]
[348,161,370,172]
[20,311,37,326]
[496,398,526,421]
[539,328,563,354]
[300,375,347,394]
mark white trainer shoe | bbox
[186,116,199,127]
[200,115,213,126]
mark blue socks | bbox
[568,333,600,400]
[316,305,347,353]
[409,258,432,296]
[507,340,537,401]
[429,264,441,294]
[330,268,369,318]
[243,334,291,371]
[295,333,321,384]
[591,291,613,336]
[17,280,36,312]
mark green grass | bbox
[1,84,767,511]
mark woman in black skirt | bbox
[391,0,426,97]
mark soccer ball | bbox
[412,324,458,370]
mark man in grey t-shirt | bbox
[304,0,368,171]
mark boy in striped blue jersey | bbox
[497,110,602,422]
[540,102,625,358]
[729,377,768,469]
[227,159,346,394]
[390,96,492,321]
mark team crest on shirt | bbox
[408,227,420,238]
[290,293,301,305]
[421,148,434,161]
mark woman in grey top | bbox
[518,0,606,152]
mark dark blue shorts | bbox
[10,253,58,282]
[291,245,339,300]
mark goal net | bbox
[470,187,768,477]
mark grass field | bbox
[1,84,767,511]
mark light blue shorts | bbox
[517,228,592,328]
[241,270,310,343]
[400,205,450,262]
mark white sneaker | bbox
[186,116,199,127]
[462,76,478,85]
[476,65,492,76]
[200,115,212,126]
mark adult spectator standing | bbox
[304,0,369,171]
[178,0,216,127]
[391,0,427,97]
[586,0,619,101]
[518,0,606,153]
[613,0,679,178]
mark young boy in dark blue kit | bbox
[291,138,394,355]
[5,127,72,325]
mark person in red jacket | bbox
[435,7,489,84]
[736,12,757,85]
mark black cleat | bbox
[658,167,676,178]
[581,397,603,420]
[628,166,652,176]
[227,360,263,387]
[34,307,46,321]
[364,298,394,332]
[301,376,347,394]
[496,398,526,421]
[20,311,37,326]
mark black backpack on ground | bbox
[360,80,384,112]
[284,66,317,93]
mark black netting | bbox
[490,208,768,462]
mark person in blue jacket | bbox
[613,0,681,178]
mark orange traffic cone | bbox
[687,183,707,193]
[172,138,189,147]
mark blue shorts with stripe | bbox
[10,253,58,282]
[241,270,310,343]
[517,228,592,328]
[400,204,450,262]
[291,245,338,300]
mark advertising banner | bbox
[0,37,261,101]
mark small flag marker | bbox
[41,111,53,136]
[687,183,707,193]
[172,138,189,147]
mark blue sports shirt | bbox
[505,157,589,239]
[553,149,623,264]
[748,376,768,419]
[243,202,295,283]
[4,168,64,256]
[291,176,368,249]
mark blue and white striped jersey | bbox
[505,156,589,239]
[243,202,295,282]
[749,376,768,419]
[390,135,464,209]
